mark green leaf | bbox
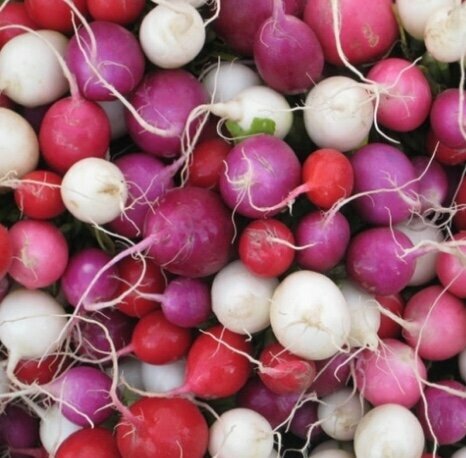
[225,117,276,141]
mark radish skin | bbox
[141,359,186,393]
[270,270,351,360]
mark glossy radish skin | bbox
[66,21,145,101]
[0,3,38,48]
[87,0,145,24]
[0,404,40,454]
[0,225,12,280]
[116,397,208,458]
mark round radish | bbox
[141,358,186,394]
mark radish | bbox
[354,404,425,458]
[0,288,67,373]
[208,407,274,458]
[0,2,38,48]
[0,108,39,181]
[201,61,261,104]
[318,387,369,441]
[311,353,352,398]
[303,76,374,152]
[211,259,279,335]
[66,20,146,101]
[270,270,351,360]
[140,358,186,393]
[0,363,8,412]
[290,400,323,443]
[139,1,205,69]
[60,157,128,225]
[395,0,458,40]
[311,450,354,458]
[0,29,69,107]
[115,397,209,458]
[376,293,405,339]
[87,0,146,25]
[0,225,12,280]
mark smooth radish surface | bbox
[0,225,12,279]
[354,404,425,458]
[139,2,205,69]
[0,288,67,365]
[376,293,405,339]
[0,2,38,47]
[66,20,145,101]
[0,108,39,180]
[303,76,374,151]
[115,397,208,458]
[87,0,145,24]
[0,30,69,107]
[270,270,351,360]
[211,259,278,334]
[208,408,274,458]
[61,157,128,225]
[8,219,68,289]
[141,358,186,393]
[0,404,40,454]
[310,353,352,398]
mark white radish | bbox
[0,108,39,181]
[0,30,69,107]
[211,260,278,335]
[141,358,186,393]
[339,280,380,350]
[39,404,82,455]
[395,0,458,40]
[311,450,354,458]
[116,357,144,391]
[424,2,466,63]
[0,289,67,369]
[452,447,466,458]
[210,85,293,139]
[318,388,369,441]
[354,404,425,458]
[139,1,205,69]
[202,61,261,104]
[310,440,355,456]
[396,216,444,286]
[303,76,374,152]
[208,407,274,458]
[269,270,351,361]
[61,157,128,225]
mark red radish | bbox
[253,0,324,94]
[39,97,111,174]
[87,0,145,24]
[14,355,66,385]
[436,231,466,298]
[0,225,12,279]
[186,138,231,189]
[0,2,37,48]
[427,129,466,166]
[56,427,121,458]
[376,293,405,339]
[13,169,65,219]
[402,285,466,361]
[115,397,208,458]
[239,218,295,277]
[116,256,165,318]
[66,21,145,101]
[367,57,432,132]
[303,0,399,66]
[258,342,316,394]
[8,219,68,289]
[354,338,427,408]
[130,310,192,365]
[24,0,88,34]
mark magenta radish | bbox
[436,231,466,298]
[253,0,324,94]
[270,270,351,360]
[61,157,128,225]
[208,407,274,458]
[346,227,416,295]
[8,219,68,289]
[61,247,119,309]
[66,20,145,101]
[201,61,261,104]
[139,1,205,69]
[303,0,399,66]
[211,259,278,334]
[0,29,69,107]
[289,400,323,441]
[303,76,374,152]
[350,143,420,225]
[125,69,207,158]
[295,211,350,273]
[402,285,466,361]
[0,288,67,372]
[354,404,425,458]
[218,134,301,218]
[108,152,175,238]
[0,108,39,181]
[310,353,352,398]
[416,380,466,445]
[367,57,432,132]
[354,338,427,408]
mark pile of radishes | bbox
[0,0,465,457]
